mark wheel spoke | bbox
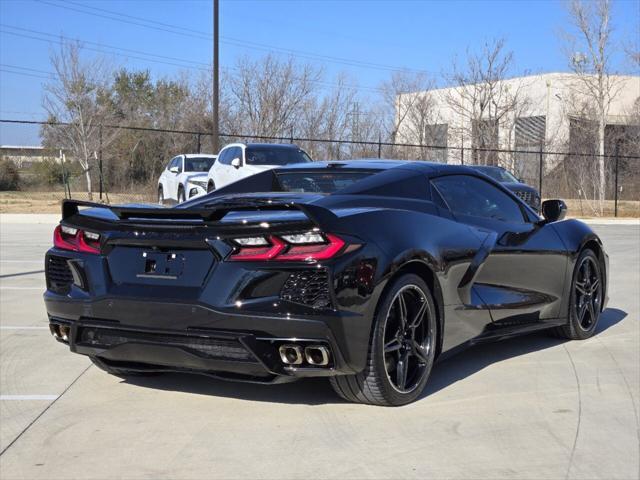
[384,338,402,353]
[578,301,588,323]
[587,299,597,324]
[411,340,429,364]
[408,300,428,330]
[583,260,591,283]
[575,281,588,295]
[396,292,408,331]
[590,278,599,293]
[396,351,409,390]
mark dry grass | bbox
[0,191,154,213]
[1,191,638,218]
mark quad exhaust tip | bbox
[279,344,304,365]
[304,345,330,366]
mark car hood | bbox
[502,182,538,193]
[185,173,209,183]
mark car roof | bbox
[277,159,478,178]
[470,165,505,171]
[222,143,303,149]
[182,153,217,159]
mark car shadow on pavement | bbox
[122,307,627,405]
[422,307,627,400]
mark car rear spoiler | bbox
[61,199,338,228]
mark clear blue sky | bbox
[1,0,638,145]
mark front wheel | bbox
[157,186,164,205]
[330,273,437,406]
[207,180,216,193]
[177,186,185,203]
[554,249,603,340]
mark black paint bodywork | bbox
[44,160,609,383]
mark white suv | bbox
[158,154,217,204]
[207,143,312,191]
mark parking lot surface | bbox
[0,215,638,479]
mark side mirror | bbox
[231,157,241,169]
[541,199,567,223]
[169,166,179,174]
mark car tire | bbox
[177,186,185,203]
[207,180,216,193]
[329,273,437,406]
[89,356,160,377]
[554,249,603,340]
[157,186,164,205]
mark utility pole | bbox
[212,0,220,153]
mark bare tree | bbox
[380,71,435,147]
[444,39,530,166]
[227,55,322,139]
[561,0,624,213]
[42,41,117,199]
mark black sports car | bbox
[44,160,608,406]
[470,165,541,211]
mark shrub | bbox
[0,158,21,191]
[32,159,66,186]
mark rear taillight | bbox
[53,225,101,254]
[229,232,349,262]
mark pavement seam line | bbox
[563,344,583,480]
[0,363,93,457]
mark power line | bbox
[0,68,53,81]
[0,25,386,93]
[35,0,435,75]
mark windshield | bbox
[276,171,374,193]
[184,157,216,172]
[475,167,519,183]
[245,147,312,166]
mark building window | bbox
[515,116,546,181]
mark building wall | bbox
[396,73,640,172]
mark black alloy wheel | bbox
[382,285,433,393]
[556,249,603,340]
[330,273,437,406]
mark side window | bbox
[176,157,183,173]
[432,175,525,223]
[167,157,178,170]
[231,147,242,163]
[218,148,231,165]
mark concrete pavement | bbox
[0,216,638,479]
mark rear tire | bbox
[554,249,603,340]
[90,356,160,378]
[330,273,437,406]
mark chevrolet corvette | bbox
[44,160,608,406]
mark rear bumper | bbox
[45,294,357,382]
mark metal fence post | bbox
[197,133,201,153]
[378,133,382,158]
[460,145,464,165]
[614,142,620,218]
[538,145,543,198]
[98,125,103,200]
[290,128,294,144]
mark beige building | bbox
[396,73,640,179]
[0,145,62,168]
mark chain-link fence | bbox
[1,119,638,217]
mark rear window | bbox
[184,157,216,172]
[276,171,374,193]
[245,147,312,166]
